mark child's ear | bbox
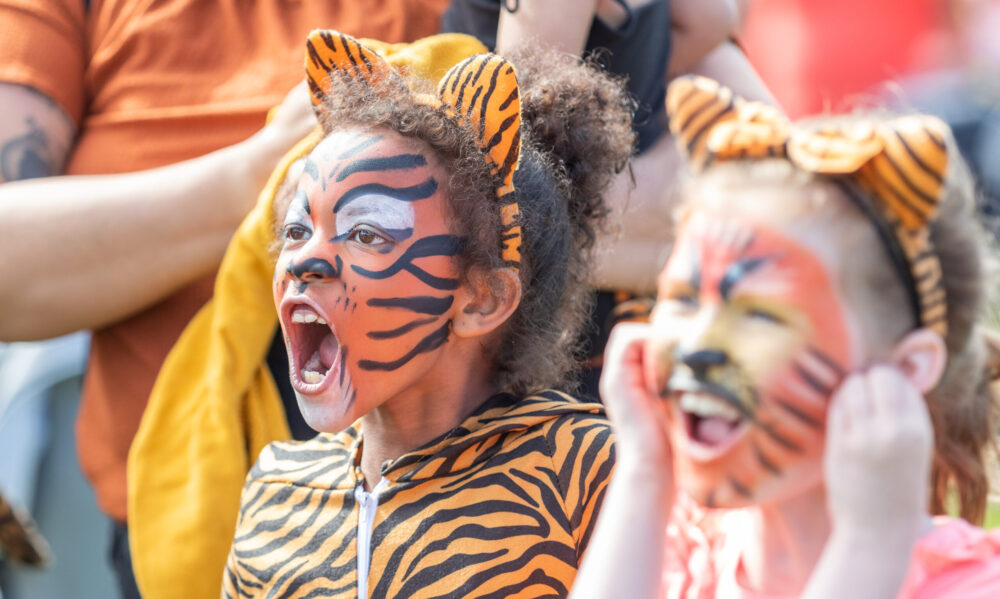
[890,328,948,393]
[451,267,521,339]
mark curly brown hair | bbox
[307,45,635,395]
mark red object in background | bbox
[741,0,950,118]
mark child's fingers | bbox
[868,365,933,435]
[600,323,654,414]
[867,364,907,417]
[829,372,866,438]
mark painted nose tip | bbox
[680,349,727,378]
[288,257,341,281]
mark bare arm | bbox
[0,82,316,341]
[570,324,675,599]
[495,0,600,55]
[0,83,74,183]
[668,0,737,77]
[683,39,778,106]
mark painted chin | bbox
[667,378,750,462]
[279,296,345,398]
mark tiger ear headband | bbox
[305,29,524,272]
[666,75,951,338]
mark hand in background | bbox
[803,365,933,599]
[238,81,318,215]
[824,365,933,537]
[600,322,674,484]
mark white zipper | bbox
[354,477,388,598]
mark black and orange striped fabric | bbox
[222,391,613,598]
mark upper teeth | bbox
[680,393,741,421]
[291,309,327,325]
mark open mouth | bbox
[668,377,749,460]
[280,299,341,394]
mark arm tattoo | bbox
[0,117,59,181]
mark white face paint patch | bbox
[335,195,415,242]
[283,191,313,232]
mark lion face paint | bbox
[274,129,463,433]
[647,210,852,508]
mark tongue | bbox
[318,332,339,369]
[695,417,735,445]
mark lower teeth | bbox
[301,370,323,384]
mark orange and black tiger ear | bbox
[305,29,402,120]
[438,54,523,269]
[437,55,522,198]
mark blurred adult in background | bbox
[0,1,448,597]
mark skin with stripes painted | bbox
[274,129,474,433]
[647,209,852,508]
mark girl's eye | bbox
[671,293,698,308]
[747,308,784,325]
[348,226,387,246]
[284,224,311,242]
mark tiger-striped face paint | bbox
[274,128,464,433]
[647,210,852,508]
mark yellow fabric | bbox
[127,33,487,599]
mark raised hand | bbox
[600,322,674,483]
[824,364,933,535]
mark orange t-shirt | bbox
[0,0,449,522]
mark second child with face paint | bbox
[570,76,1000,599]
[221,30,634,598]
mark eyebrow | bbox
[334,153,427,182]
[718,255,775,301]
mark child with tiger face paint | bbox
[275,129,468,433]
[224,31,635,599]
[571,76,1000,599]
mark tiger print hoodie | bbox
[222,390,614,598]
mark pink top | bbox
[663,496,1000,599]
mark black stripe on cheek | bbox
[358,321,451,371]
[339,346,349,387]
[350,235,463,291]
[752,441,782,474]
[367,317,437,340]
[792,363,834,397]
[366,295,454,315]
[807,347,845,378]
[335,154,427,182]
[333,179,439,213]
[774,397,823,430]
[729,477,753,498]
[758,423,805,453]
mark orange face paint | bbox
[647,210,852,507]
[273,129,464,433]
